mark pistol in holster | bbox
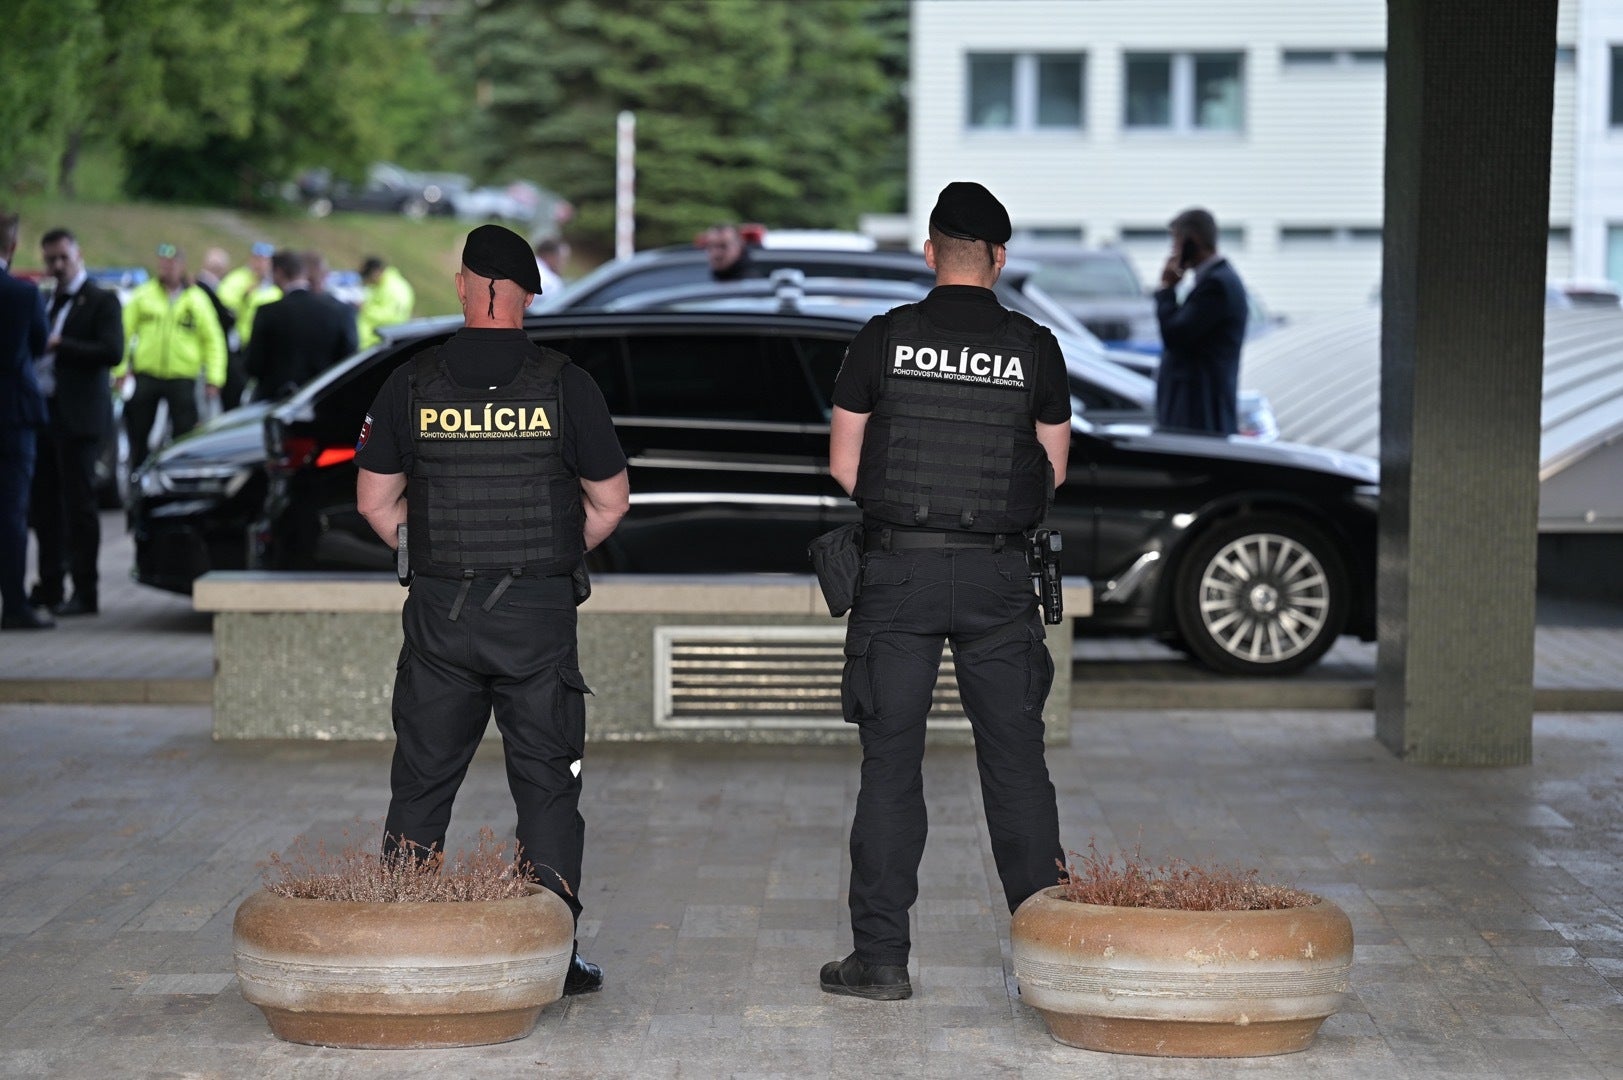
[1027,528,1064,624]
[396,524,413,586]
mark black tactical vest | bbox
[852,304,1050,533]
[406,344,583,578]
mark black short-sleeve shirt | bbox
[831,285,1071,424]
[355,326,627,481]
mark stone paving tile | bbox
[1,705,1620,1077]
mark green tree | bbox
[448,0,903,248]
[0,0,105,194]
[119,3,464,206]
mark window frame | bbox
[965,50,1087,133]
[1122,50,1246,135]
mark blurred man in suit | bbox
[246,249,358,403]
[29,228,123,616]
[195,248,244,410]
[1154,208,1248,436]
[0,211,53,630]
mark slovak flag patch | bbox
[356,414,373,452]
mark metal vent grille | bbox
[654,626,969,730]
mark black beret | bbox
[929,181,1011,245]
[461,224,542,294]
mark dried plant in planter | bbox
[1058,839,1316,911]
[261,824,568,903]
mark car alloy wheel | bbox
[1172,514,1349,677]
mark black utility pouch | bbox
[571,560,592,607]
[808,522,864,617]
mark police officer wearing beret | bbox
[819,182,1071,1000]
[356,224,629,995]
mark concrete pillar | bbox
[1376,0,1557,765]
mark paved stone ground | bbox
[0,703,1618,1078]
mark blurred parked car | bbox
[130,300,1374,675]
[449,180,574,228]
[295,163,461,219]
[1013,244,1159,345]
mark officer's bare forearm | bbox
[829,406,868,495]
[357,468,409,548]
[580,470,630,552]
[1037,421,1070,488]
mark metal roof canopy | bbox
[1240,306,1623,533]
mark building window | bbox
[1120,226,1246,248]
[1124,52,1244,132]
[1612,47,1623,126]
[1280,226,1383,246]
[1013,227,1086,243]
[1282,49,1385,68]
[967,52,1085,131]
[1606,226,1623,285]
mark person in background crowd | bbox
[1153,207,1249,436]
[533,237,569,296]
[355,224,629,997]
[195,248,244,410]
[0,210,52,630]
[704,223,754,282]
[246,249,357,403]
[28,227,122,617]
[357,256,416,348]
[218,241,281,354]
[116,244,227,476]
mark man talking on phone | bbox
[1153,208,1248,436]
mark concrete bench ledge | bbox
[196,571,1088,744]
[193,572,1093,617]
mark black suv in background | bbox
[534,245,1091,336]
[132,300,1376,676]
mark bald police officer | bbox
[356,224,629,994]
[820,182,1071,1000]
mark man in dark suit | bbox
[0,211,53,630]
[29,228,123,616]
[1153,207,1249,436]
[246,249,358,403]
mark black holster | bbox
[571,560,591,606]
[808,522,864,617]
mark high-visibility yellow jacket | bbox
[117,280,228,386]
[218,267,280,345]
[357,267,416,347]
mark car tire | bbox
[1171,513,1349,677]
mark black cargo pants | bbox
[841,546,1063,966]
[384,572,592,919]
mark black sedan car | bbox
[131,306,1376,676]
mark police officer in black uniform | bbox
[355,224,629,995]
[819,182,1072,1001]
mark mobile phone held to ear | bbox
[1179,237,1198,268]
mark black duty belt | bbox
[864,527,1012,553]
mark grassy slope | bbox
[8,196,475,318]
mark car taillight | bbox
[269,434,318,475]
[315,446,355,468]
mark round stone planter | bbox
[233,884,573,1049]
[1011,886,1353,1057]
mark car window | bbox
[623,332,819,423]
[783,335,848,419]
[1030,257,1143,299]
[544,333,631,413]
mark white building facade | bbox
[910,0,1600,320]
